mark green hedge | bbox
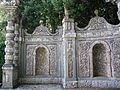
[0,31,5,83]
[0,42,5,82]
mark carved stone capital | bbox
[1,0,19,20]
[62,18,75,36]
[5,6,18,20]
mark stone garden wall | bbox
[2,0,120,89]
[18,23,63,84]
[18,16,120,88]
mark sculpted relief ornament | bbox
[24,20,60,36]
[48,45,57,75]
[26,45,37,75]
[77,16,108,31]
[78,41,92,77]
[32,20,50,36]
[87,17,107,30]
[76,14,120,38]
[67,40,73,78]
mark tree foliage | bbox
[0,4,8,30]
[0,30,5,82]
[19,0,119,33]
[19,0,64,33]
[0,5,7,82]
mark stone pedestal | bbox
[2,64,18,89]
[62,18,77,88]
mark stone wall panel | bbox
[78,41,92,78]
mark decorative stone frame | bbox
[89,41,112,78]
[33,44,49,76]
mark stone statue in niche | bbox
[35,47,49,75]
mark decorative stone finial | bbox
[39,20,43,25]
[94,9,99,16]
[64,7,69,18]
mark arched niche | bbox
[33,45,49,75]
[89,41,112,78]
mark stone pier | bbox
[62,18,77,88]
[2,2,19,89]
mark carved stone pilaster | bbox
[13,24,19,66]
[62,18,77,88]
